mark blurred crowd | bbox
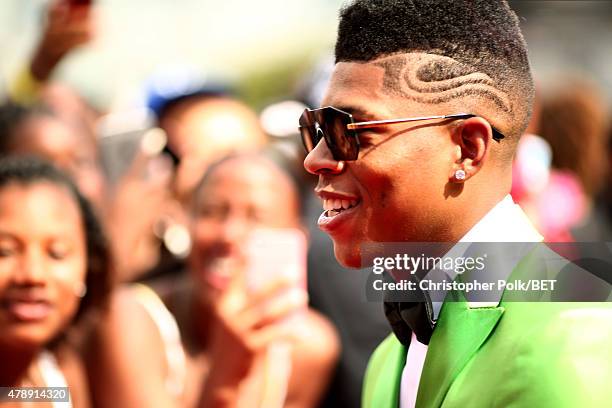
[0,1,611,408]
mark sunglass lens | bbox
[318,108,358,161]
[299,109,320,152]
[299,107,359,160]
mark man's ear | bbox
[449,117,492,181]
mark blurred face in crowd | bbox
[8,116,106,210]
[0,182,87,350]
[39,83,99,132]
[304,60,482,267]
[159,97,268,203]
[189,157,300,302]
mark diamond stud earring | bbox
[454,169,466,181]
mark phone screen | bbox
[245,228,307,407]
[244,228,307,293]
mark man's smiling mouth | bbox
[322,198,360,217]
[315,189,362,231]
[318,198,362,232]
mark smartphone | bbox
[99,126,169,185]
[244,228,307,293]
[245,228,307,408]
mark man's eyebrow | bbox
[334,105,379,120]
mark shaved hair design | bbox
[335,0,534,146]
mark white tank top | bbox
[37,350,73,408]
[131,283,187,398]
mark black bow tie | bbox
[383,272,436,345]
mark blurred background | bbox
[1,0,611,110]
[0,0,341,110]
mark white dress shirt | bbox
[399,195,543,408]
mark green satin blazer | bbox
[363,252,612,407]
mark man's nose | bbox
[303,136,345,175]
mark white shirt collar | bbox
[459,195,543,243]
[430,195,543,318]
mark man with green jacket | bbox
[300,0,611,406]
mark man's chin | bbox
[332,242,362,269]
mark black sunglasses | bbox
[299,106,505,161]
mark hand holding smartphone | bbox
[243,228,308,408]
[245,228,308,294]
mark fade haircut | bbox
[335,0,535,154]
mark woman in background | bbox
[0,157,111,407]
[0,101,172,281]
[88,152,339,407]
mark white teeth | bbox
[322,198,359,212]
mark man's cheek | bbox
[367,171,395,208]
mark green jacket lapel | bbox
[416,292,504,408]
[362,334,407,408]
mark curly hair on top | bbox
[334,0,535,144]
[0,156,112,325]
